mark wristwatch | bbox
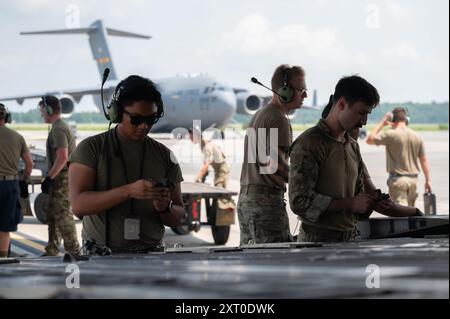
[157,200,174,214]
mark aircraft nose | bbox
[216,92,237,122]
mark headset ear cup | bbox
[6,113,12,124]
[277,86,294,103]
[45,104,53,116]
[108,100,120,124]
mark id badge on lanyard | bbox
[115,128,146,241]
[124,218,140,240]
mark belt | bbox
[241,184,284,196]
[389,173,418,178]
[301,224,356,241]
[0,175,18,181]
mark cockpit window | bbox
[214,82,231,92]
[204,83,231,94]
[203,87,212,94]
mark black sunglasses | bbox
[123,109,159,126]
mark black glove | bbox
[41,176,54,194]
[19,180,29,198]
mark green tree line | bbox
[10,101,449,124]
[235,102,449,124]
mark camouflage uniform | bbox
[289,120,365,242]
[237,185,291,244]
[44,119,79,255]
[44,171,79,255]
[202,140,229,188]
[238,104,293,245]
[212,163,229,188]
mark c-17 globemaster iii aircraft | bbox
[0,19,318,133]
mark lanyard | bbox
[114,126,146,215]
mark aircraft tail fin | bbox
[20,20,151,82]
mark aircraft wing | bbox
[0,85,115,105]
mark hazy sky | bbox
[0,0,448,112]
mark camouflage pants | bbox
[45,171,80,255]
[237,186,291,245]
[213,164,229,188]
[387,176,418,207]
[298,225,357,243]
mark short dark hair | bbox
[116,75,164,120]
[321,95,334,119]
[39,95,61,114]
[332,75,380,109]
[392,107,408,123]
[271,64,305,92]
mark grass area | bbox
[10,122,449,132]
[10,123,110,131]
[364,123,448,132]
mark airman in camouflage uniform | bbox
[39,96,79,256]
[289,76,380,242]
[45,171,79,255]
[203,140,230,188]
[189,129,230,188]
[238,64,307,245]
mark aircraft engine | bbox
[58,94,75,116]
[236,92,263,115]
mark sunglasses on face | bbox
[123,109,159,126]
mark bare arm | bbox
[327,195,375,215]
[419,155,432,193]
[375,199,418,217]
[21,150,34,181]
[156,183,185,227]
[47,147,68,179]
[367,113,391,145]
[195,162,210,182]
[275,146,290,183]
[69,163,165,217]
[364,177,377,194]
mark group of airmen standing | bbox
[238,64,431,244]
[0,64,431,257]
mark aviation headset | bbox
[41,96,54,117]
[0,103,12,124]
[277,67,294,104]
[105,75,164,124]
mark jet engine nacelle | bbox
[57,94,75,116]
[236,92,263,115]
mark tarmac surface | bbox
[2,128,449,299]
[1,238,448,299]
